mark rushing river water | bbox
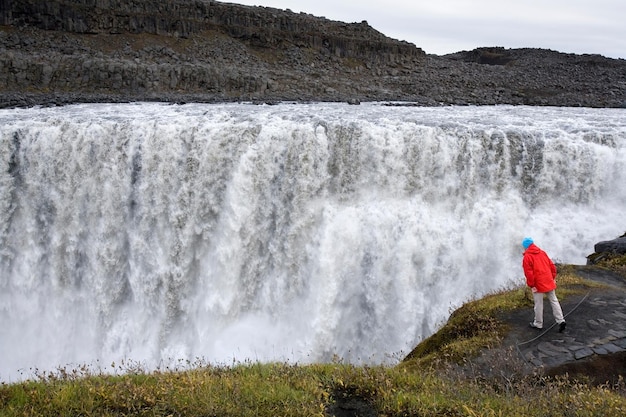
[1,102,624,380]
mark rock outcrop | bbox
[595,237,626,255]
[587,233,626,265]
[1,0,625,108]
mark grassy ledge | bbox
[402,263,607,369]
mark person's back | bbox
[522,243,557,293]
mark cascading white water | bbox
[1,103,625,381]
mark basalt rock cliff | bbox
[1,0,625,108]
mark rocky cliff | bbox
[1,0,625,108]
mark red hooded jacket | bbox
[522,243,557,293]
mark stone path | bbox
[514,266,626,369]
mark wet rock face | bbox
[1,0,625,108]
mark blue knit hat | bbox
[522,237,534,249]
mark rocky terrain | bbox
[1,0,625,108]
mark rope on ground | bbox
[515,290,591,364]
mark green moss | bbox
[595,253,626,278]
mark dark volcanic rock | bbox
[1,0,625,107]
[594,237,626,255]
[587,233,626,265]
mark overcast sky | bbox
[231,0,625,59]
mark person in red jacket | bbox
[522,237,566,332]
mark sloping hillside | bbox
[1,0,625,107]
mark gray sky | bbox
[231,0,625,59]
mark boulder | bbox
[587,234,626,265]
[594,237,626,255]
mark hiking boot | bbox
[558,322,566,333]
[529,322,542,330]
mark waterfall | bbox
[1,103,625,380]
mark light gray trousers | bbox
[532,290,565,328]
